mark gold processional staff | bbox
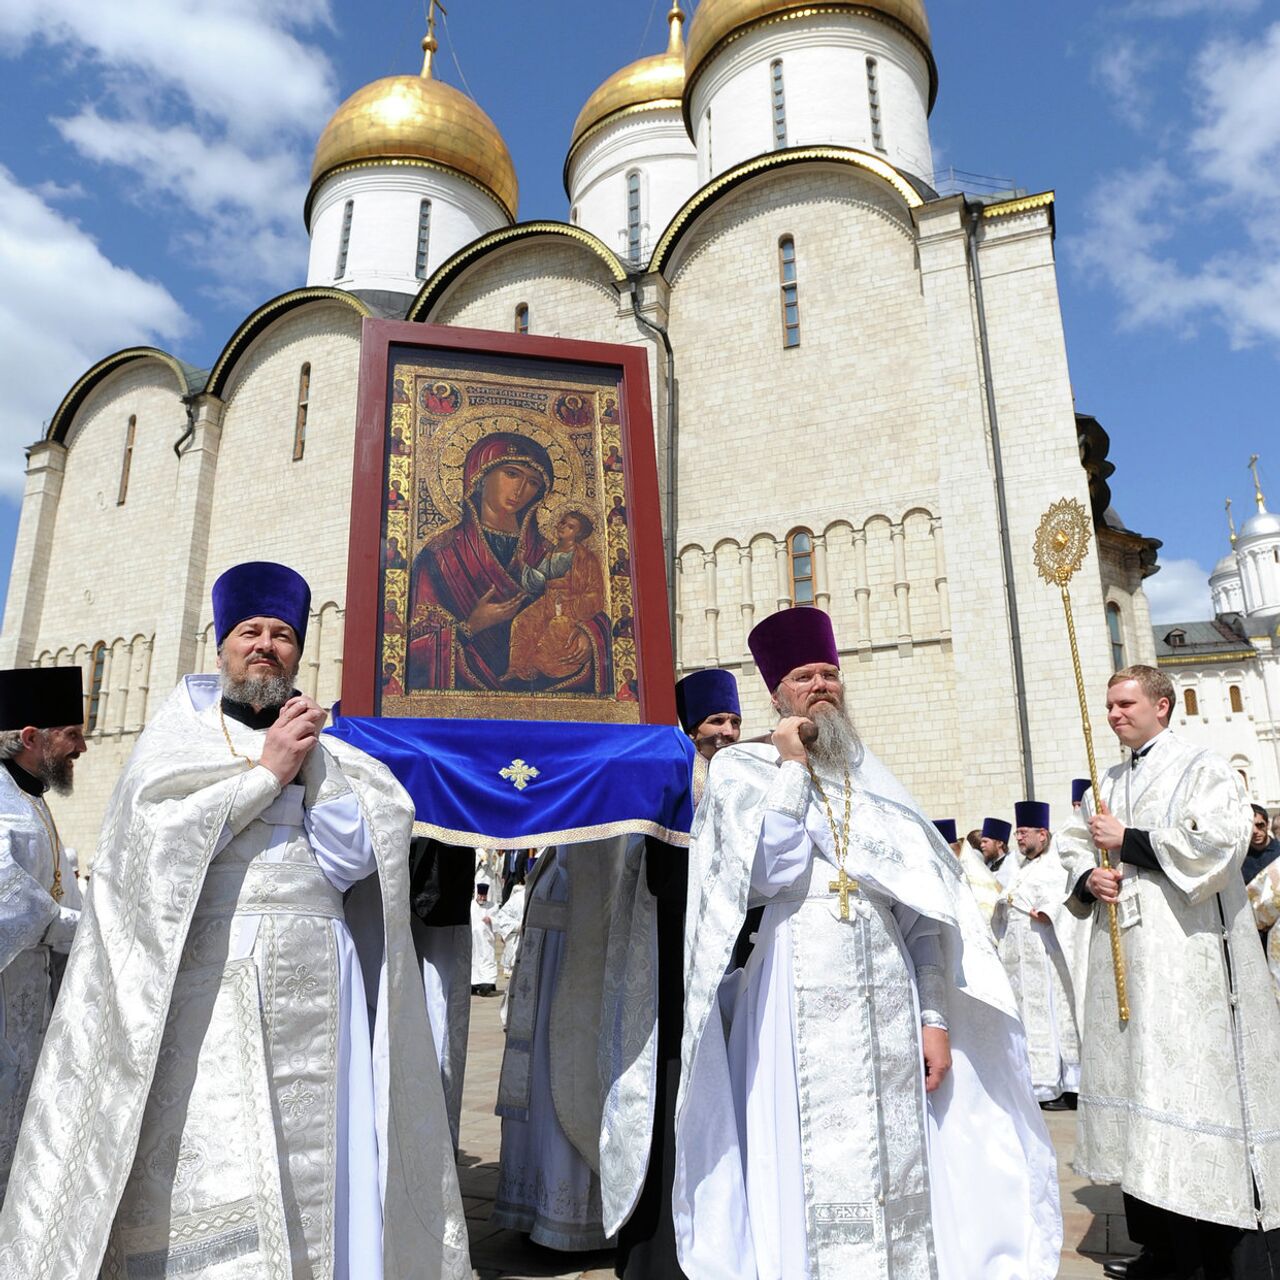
[1033,498,1130,1022]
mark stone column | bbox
[0,441,67,667]
[132,636,154,731]
[774,539,791,612]
[852,527,871,658]
[890,522,912,653]
[813,533,831,613]
[738,545,755,657]
[930,517,951,640]
[703,551,720,667]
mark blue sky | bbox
[1,0,1277,625]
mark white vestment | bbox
[1058,730,1280,1229]
[495,883,525,974]
[0,676,469,1279]
[956,844,1001,928]
[675,744,1061,1280]
[994,848,1081,1101]
[1245,860,1280,1004]
[494,843,625,1250]
[0,766,81,1201]
[470,899,497,986]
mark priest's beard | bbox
[220,656,298,709]
[807,703,863,773]
[33,735,75,795]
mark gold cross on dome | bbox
[829,866,859,921]
[500,759,539,792]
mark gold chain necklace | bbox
[806,759,858,920]
[218,702,259,770]
[25,795,64,904]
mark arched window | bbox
[626,170,643,264]
[117,414,136,505]
[514,303,529,335]
[771,59,787,149]
[1183,687,1199,717]
[1106,603,1124,671]
[866,57,884,151]
[570,205,579,225]
[1230,684,1244,714]
[335,199,354,278]
[87,643,106,733]
[293,363,310,462]
[414,199,432,280]
[789,530,815,605]
[705,107,713,172]
[778,236,800,349]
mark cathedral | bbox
[0,0,1159,854]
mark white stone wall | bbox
[308,164,509,296]
[1097,534,1158,669]
[689,14,933,185]
[567,111,698,263]
[1238,530,1280,616]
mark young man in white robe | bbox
[0,666,85,1204]
[602,668,742,1280]
[995,800,1081,1110]
[471,882,497,995]
[1059,664,1280,1280]
[0,561,469,1280]
[979,816,1016,888]
[674,607,1061,1280]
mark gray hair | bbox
[0,729,26,761]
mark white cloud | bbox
[1092,38,1158,128]
[0,0,337,296]
[0,166,188,493]
[1124,0,1260,16]
[1073,22,1280,351]
[1144,557,1214,623]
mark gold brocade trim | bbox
[1157,651,1257,667]
[411,816,691,849]
[647,146,923,275]
[981,190,1055,219]
[409,222,628,321]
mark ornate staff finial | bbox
[421,0,447,78]
[1227,497,1237,546]
[1250,454,1267,512]
[1033,497,1130,1022]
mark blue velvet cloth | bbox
[325,716,696,848]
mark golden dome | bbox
[309,34,517,222]
[569,6,688,164]
[685,0,936,110]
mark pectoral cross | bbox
[829,867,859,921]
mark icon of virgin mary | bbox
[405,431,613,696]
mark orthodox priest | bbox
[603,668,741,1280]
[1060,665,1280,1279]
[0,666,85,1202]
[0,561,469,1280]
[995,800,1081,1109]
[674,609,1060,1280]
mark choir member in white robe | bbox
[933,818,1001,928]
[471,883,498,995]
[1050,778,1095,1028]
[1060,664,1280,1279]
[995,801,1081,1108]
[0,561,469,1280]
[675,608,1060,1280]
[0,667,85,1203]
[980,816,1016,888]
[494,843,622,1251]
[495,875,526,977]
[602,668,741,1280]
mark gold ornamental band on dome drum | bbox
[1034,497,1130,1022]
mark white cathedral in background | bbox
[1,0,1176,852]
[1154,461,1280,810]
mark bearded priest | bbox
[672,608,1061,1280]
[0,561,469,1280]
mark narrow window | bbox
[414,199,432,280]
[626,170,643,265]
[1184,688,1199,717]
[705,107,713,172]
[293,363,310,462]
[335,199,354,278]
[771,60,787,149]
[866,57,885,151]
[117,414,137,506]
[789,530,814,605]
[570,205,579,225]
[1106,603,1124,671]
[779,236,801,349]
[514,303,529,335]
[87,642,106,732]
[1230,684,1244,714]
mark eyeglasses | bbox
[781,668,842,690]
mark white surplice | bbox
[0,765,81,1202]
[1245,859,1280,1005]
[471,899,497,986]
[0,676,469,1280]
[674,744,1061,1280]
[495,883,525,974]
